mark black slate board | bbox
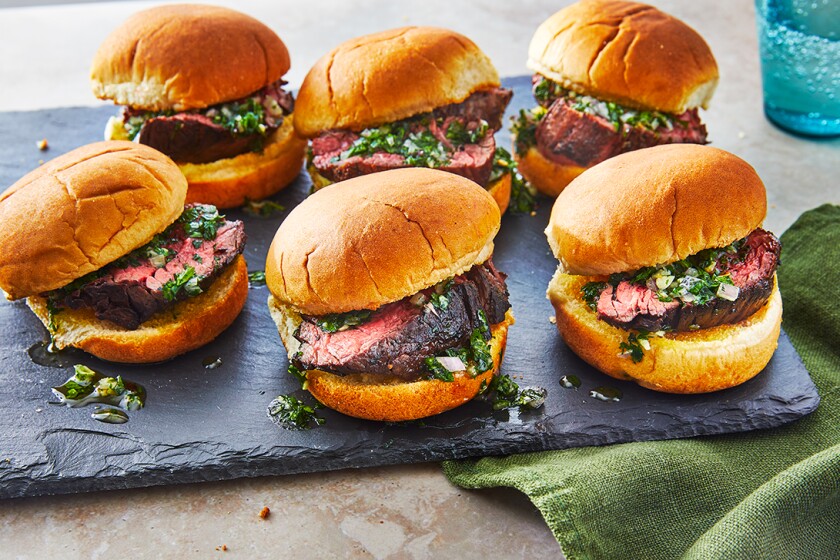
[0,77,819,500]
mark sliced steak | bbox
[51,204,246,330]
[138,113,255,164]
[309,88,511,186]
[433,87,513,131]
[313,132,496,186]
[595,229,781,332]
[133,80,293,164]
[535,100,708,167]
[295,261,510,380]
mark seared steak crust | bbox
[295,261,510,380]
[595,229,781,332]
[309,88,512,186]
[49,205,246,330]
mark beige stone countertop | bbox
[0,0,837,558]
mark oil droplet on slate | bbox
[91,406,129,424]
[589,386,623,402]
[560,375,581,389]
[28,341,81,368]
[202,356,223,369]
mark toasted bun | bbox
[305,163,511,214]
[179,116,306,209]
[0,141,187,300]
[266,168,500,315]
[270,296,513,421]
[546,145,767,276]
[527,0,718,113]
[514,145,586,198]
[91,4,291,111]
[547,271,782,393]
[294,26,500,137]
[27,256,249,363]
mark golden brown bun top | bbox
[0,141,187,299]
[266,168,500,315]
[546,144,767,276]
[91,4,291,111]
[527,0,718,113]
[294,26,500,137]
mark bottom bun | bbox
[306,165,512,214]
[179,116,307,209]
[515,146,586,198]
[268,295,514,421]
[28,256,249,363]
[547,271,783,394]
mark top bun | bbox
[294,26,500,137]
[546,144,766,276]
[0,141,187,299]
[527,0,718,113]
[91,4,291,111]
[266,168,500,315]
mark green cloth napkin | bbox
[443,204,840,559]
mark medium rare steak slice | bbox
[49,204,246,330]
[295,261,510,380]
[309,88,511,186]
[535,100,709,167]
[132,80,294,164]
[594,229,781,332]
[313,133,496,185]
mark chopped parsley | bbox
[511,106,547,155]
[178,205,225,241]
[423,310,494,382]
[486,374,547,411]
[243,198,286,218]
[315,309,373,333]
[424,357,455,382]
[430,278,454,310]
[335,114,491,169]
[490,147,536,214]
[248,270,266,287]
[287,362,308,389]
[162,266,201,302]
[618,331,651,363]
[581,282,607,311]
[267,394,324,430]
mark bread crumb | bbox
[36,138,48,151]
[215,544,228,551]
[530,211,537,217]
[259,506,270,519]
[549,316,556,324]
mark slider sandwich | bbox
[0,142,249,363]
[92,4,306,208]
[515,0,719,196]
[546,144,782,393]
[294,26,529,213]
[265,168,514,421]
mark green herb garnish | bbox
[178,205,225,241]
[315,309,373,333]
[424,357,455,382]
[619,331,651,363]
[511,107,547,155]
[162,266,198,302]
[490,147,537,214]
[267,395,324,430]
[581,282,607,311]
[288,362,308,389]
[487,374,547,411]
[243,198,286,218]
[248,270,266,287]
